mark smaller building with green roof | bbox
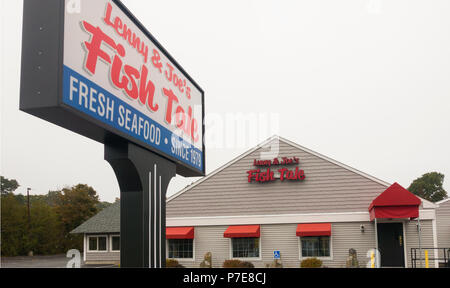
[71,202,120,264]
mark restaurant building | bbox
[72,136,449,268]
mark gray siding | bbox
[167,139,388,217]
[82,221,438,267]
[174,222,377,268]
[172,220,436,268]
[322,222,376,268]
[175,225,229,268]
[404,220,436,268]
[86,251,120,263]
[436,200,450,262]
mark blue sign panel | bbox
[63,66,203,172]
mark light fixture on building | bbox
[360,224,365,233]
[416,223,422,232]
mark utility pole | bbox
[26,187,33,257]
[27,188,31,225]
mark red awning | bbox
[369,182,421,221]
[224,225,260,238]
[296,223,331,237]
[166,227,195,239]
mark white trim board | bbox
[402,221,408,268]
[421,198,436,209]
[436,198,450,205]
[83,234,87,262]
[167,210,436,227]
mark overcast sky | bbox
[1,0,449,202]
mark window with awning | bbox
[296,223,331,237]
[166,226,195,239]
[297,223,332,258]
[166,227,195,259]
[223,225,260,238]
[223,225,261,259]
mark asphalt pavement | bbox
[1,254,118,268]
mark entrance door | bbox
[377,223,405,267]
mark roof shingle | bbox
[70,202,120,234]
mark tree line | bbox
[1,176,115,256]
[0,172,447,257]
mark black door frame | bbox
[376,221,407,268]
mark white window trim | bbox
[229,237,262,261]
[83,234,87,262]
[166,238,196,262]
[87,235,108,253]
[298,235,333,261]
[403,221,408,268]
[109,234,120,252]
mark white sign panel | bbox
[62,0,204,173]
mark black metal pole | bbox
[105,139,176,268]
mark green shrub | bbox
[166,259,185,268]
[223,259,242,267]
[223,259,255,268]
[240,261,255,268]
[300,257,323,268]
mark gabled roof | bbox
[279,136,435,209]
[368,182,421,210]
[279,136,391,186]
[168,135,391,202]
[70,202,120,234]
[436,198,450,205]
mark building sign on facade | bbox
[247,157,306,183]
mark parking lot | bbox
[1,254,118,268]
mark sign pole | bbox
[105,139,176,268]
